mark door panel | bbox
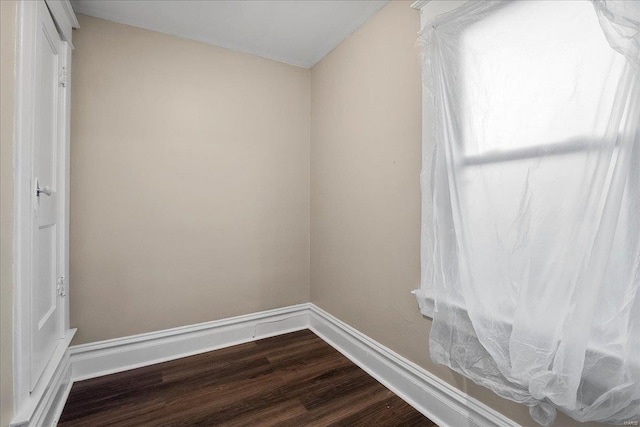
[30,0,63,391]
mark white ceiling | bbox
[70,0,391,68]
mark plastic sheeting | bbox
[415,1,639,425]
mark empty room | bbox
[0,0,638,426]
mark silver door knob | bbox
[36,179,52,197]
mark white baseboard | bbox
[38,354,73,427]
[11,330,76,427]
[308,304,518,427]
[68,304,310,382]
[63,303,516,427]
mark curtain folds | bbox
[417,1,640,425]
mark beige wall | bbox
[0,1,17,425]
[310,2,603,427]
[70,15,310,344]
[311,0,428,376]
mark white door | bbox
[30,0,64,392]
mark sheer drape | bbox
[415,1,639,425]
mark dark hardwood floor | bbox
[59,329,436,426]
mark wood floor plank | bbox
[272,383,394,426]
[59,330,436,426]
[215,399,309,427]
[329,395,434,427]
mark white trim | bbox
[14,0,38,411]
[57,40,72,334]
[60,0,80,28]
[44,0,79,46]
[13,1,75,424]
[63,303,516,427]
[10,329,76,427]
[308,305,518,427]
[69,304,310,381]
[47,375,74,427]
[411,0,431,10]
[412,288,435,318]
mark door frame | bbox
[13,0,78,423]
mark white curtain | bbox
[415,1,639,425]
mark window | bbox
[415,1,639,425]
